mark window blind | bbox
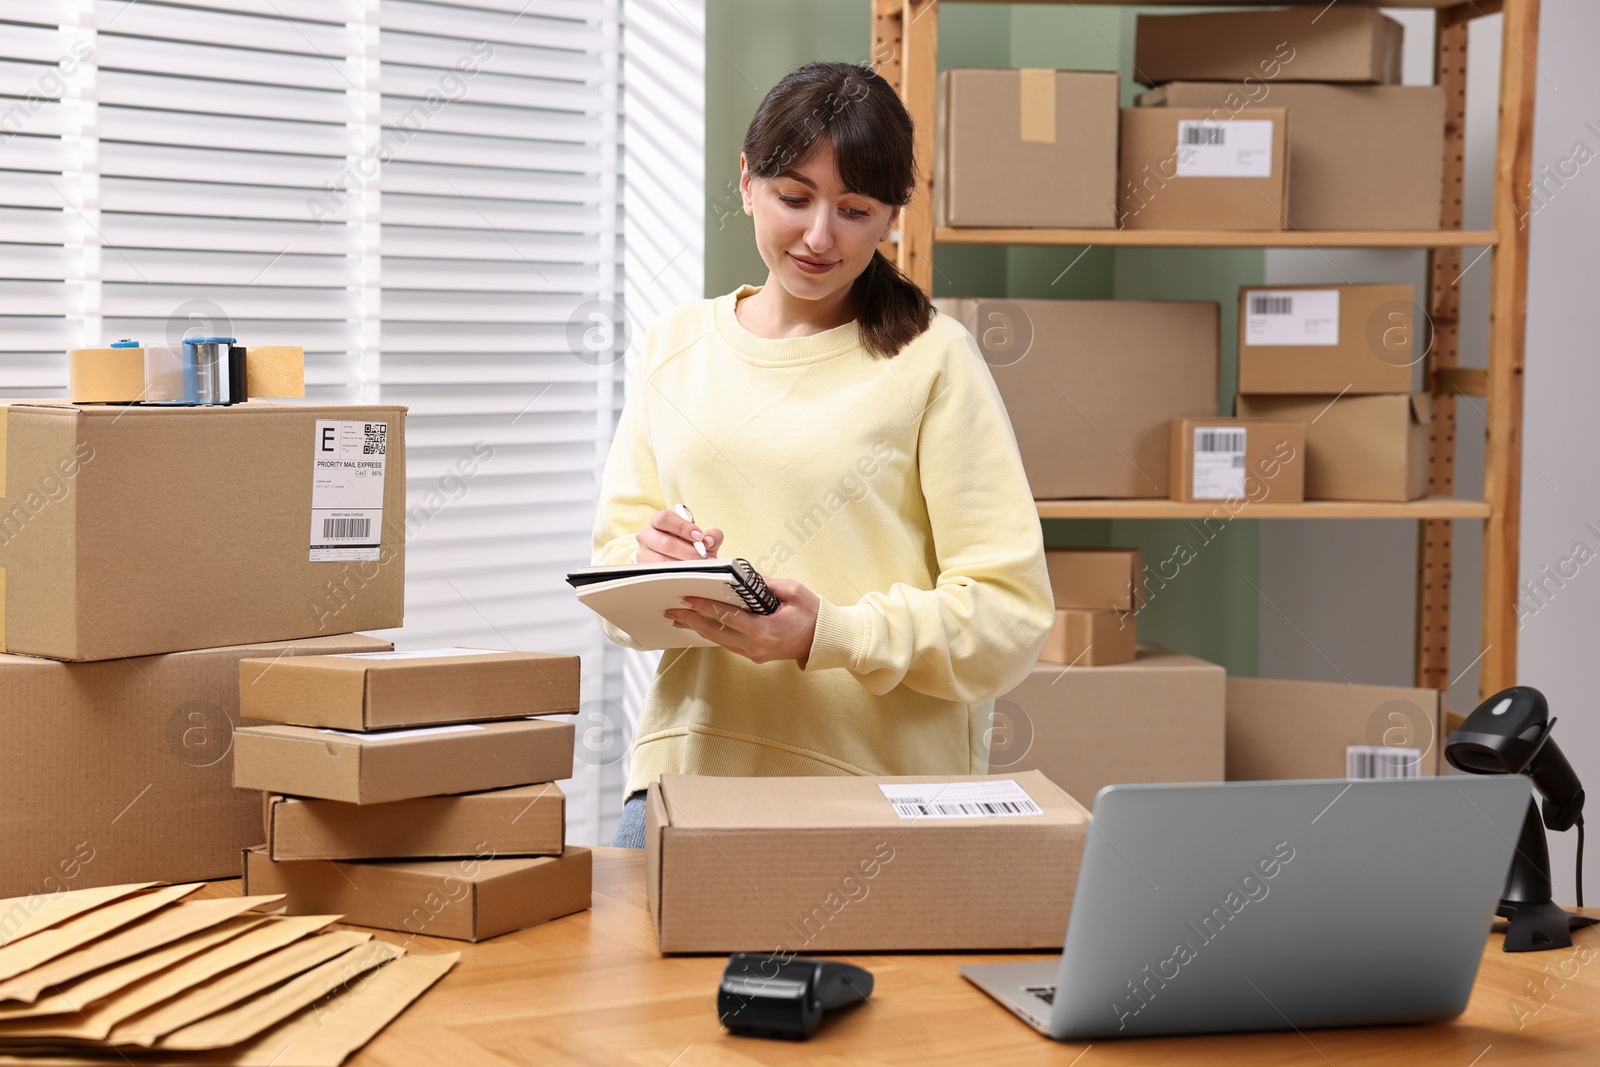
[0,0,682,846]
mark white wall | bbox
[1517,0,1600,906]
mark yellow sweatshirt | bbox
[592,284,1054,796]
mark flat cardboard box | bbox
[243,845,591,942]
[239,648,581,730]
[935,68,1118,228]
[1236,393,1430,502]
[1237,284,1418,395]
[1134,7,1404,86]
[994,646,1226,809]
[1118,107,1289,230]
[1169,417,1305,504]
[233,718,575,804]
[646,770,1090,953]
[1038,609,1135,666]
[0,400,405,661]
[1139,83,1445,231]
[936,298,1218,498]
[0,633,390,898]
[1044,548,1144,611]
[266,783,565,861]
[1227,677,1444,780]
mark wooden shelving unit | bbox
[873,0,1540,700]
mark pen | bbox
[673,503,707,557]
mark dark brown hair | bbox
[741,61,933,358]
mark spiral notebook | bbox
[566,558,781,650]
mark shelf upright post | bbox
[1481,0,1540,698]
[899,0,938,293]
[1416,6,1473,694]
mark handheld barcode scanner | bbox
[716,953,873,1040]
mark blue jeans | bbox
[611,789,648,849]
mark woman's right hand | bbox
[636,509,722,562]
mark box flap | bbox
[1409,392,1432,424]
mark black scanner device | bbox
[716,953,874,1039]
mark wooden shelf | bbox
[1035,495,1492,521]
[934,227,1498,249]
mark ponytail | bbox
[851,248,934,358]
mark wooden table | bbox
[202,847,1600,1066]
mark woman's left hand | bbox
[664,576,820,667]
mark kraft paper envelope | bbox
[0,896,283,1004]
[0,915,343,1042]
[0,951,456,1066]
[0,885,198,983]
[214,950,458,1067]
[108,930,374,1047]
[157,941,404,1050]
[0,916,266,1022]
[0,883,156,949]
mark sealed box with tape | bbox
[0,401,405,661]
[935,68,1118,228]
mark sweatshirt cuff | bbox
[804,598,865,673]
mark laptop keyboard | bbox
[1025,984,1057,1005]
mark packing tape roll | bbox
[69,347,147,403]
[66,346,305,403]
[245,346,306,399]
[1018,68,1057,144]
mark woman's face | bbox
[740,138,899,306]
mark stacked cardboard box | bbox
[235,648,592,942]
[1233,283,1429,501]
[1040,548,1143,666]
[0,399,408,897]
[1168,416,1306,505]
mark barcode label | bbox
[1244,288,1341,347]
[1191,425,1247,500]
[1176,119,1273,178]
[322,517,371,540]
[1197,429,1246,453]
[879,780,1044,820]
[1346,745,1424,779]
[310,419,387,562]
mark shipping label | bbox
[310,420,386,562]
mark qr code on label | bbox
[363,423,387,455]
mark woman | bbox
[593,61,1053,847]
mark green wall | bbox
[704,1,1264,675]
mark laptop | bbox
[962,775,1530,1040]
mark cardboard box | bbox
[265,783,565,861]
[0,400,406,662]
[1237,284,1417,395]
[1227,677,1445,780]
[993,646,1226,809]
[1168,417,1305,504]
[935,68,1118,228]
[239,648,581,730]
[936,299,1218,498]
[1134,7,1403,87]
[645,770,1090,953]
[1236,393,1430,502]
[243,845,591,942]
[0,633,391,899]
[1139,83,1445,231]
[1044,548,1144,611]
[233,719,575,805]
[1038,609,1135,666]
[1118,107,1289,230]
